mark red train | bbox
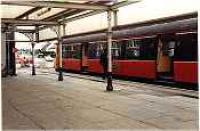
[56,13,198,84]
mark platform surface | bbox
[2,68,199,130]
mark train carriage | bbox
[57,13,197,84]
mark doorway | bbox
[156,34,176,80]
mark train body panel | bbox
[87,59,103,74]
[113,60,156,79]
[174,61,198,83]
[63,58,81,71]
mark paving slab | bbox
[2,68,199,130]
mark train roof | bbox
[63,12,197,39]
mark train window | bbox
[88,42,105,59]
[140,38,157,60]
[124,38,157,60]
[169,41,176,49]
[112,41,121,59]
[88,43,97,58]
[168,41,176,57]
[174,33,197,61]
[62,45,81,59]
[126,40,141,59]
[96,42,104,57]
[160,35,176,57]
[162,41,176,56]
[62,45,72,58]
[88,41,122,59]
[65,46,71,51]
[72,45,81,59]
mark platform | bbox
[2,68,198,130]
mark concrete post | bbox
[58,24,63,81]
[106,10,113,91]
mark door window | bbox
[174,33,197,61]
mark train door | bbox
[173,32,198,83]
[156,34,176,80]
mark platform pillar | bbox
[106,10,113,91]
[31,41,36,75]
[113,9,118,26]
[58,24,63,81]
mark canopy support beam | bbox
[2,18,58,26]
[15,7,43,19]
[2,1,108,10]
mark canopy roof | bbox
[1,0,139,26]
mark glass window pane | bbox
[125,38,157,60]
[174,33,197,61]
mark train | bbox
[55,13,198,85]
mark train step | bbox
[155,80,176,84]
[158,75,174,80]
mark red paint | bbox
[87,59,156,79]
[62,58,81,71]
[174,61,198,83]
[113,60,156,79]
[88,59,103,73]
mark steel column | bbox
[113,9,118,26]
[63,24,66,36]
[10,29,17,76]
[5,32,10,75]
[5,26,16,76]
[106,10,113,91]
[58,24,63,81]
[31,26,39,76]
[31,40,36,75]
[35,26,40,42]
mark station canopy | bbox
[1,0,140,27]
